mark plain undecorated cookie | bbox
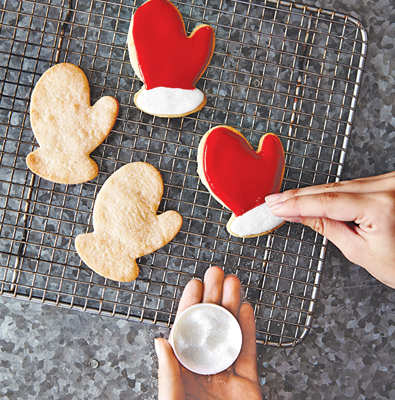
[75,162,183,282]
[27,63,119,184]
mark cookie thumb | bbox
[155,338,185,400]
[89,96,119,142]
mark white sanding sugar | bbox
[171,303,242,375]
[135,87,204,116]
[229,201,284,237]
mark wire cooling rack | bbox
[0,0,367,347]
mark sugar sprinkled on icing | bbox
[135,87,204,116]
[229,201,284,237]
[171,304,242,375]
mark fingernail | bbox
[154,339,162,359]
[268,201,284,211]
[265,193,282,205]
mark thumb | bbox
[268,192,368,258]
[298,216,368,265]
[155,338,185,400]
[299,215,357,243]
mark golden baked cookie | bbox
[75,162,183,282]
[27,63,119,184]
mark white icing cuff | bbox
[228,202,284,237]
[135,87,204,116]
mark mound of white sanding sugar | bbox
[135,87,204,116]
[228,201,284,237]
[171,303,243,375]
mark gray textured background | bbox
[1,0,395,398]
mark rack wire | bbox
[0,0,367,347]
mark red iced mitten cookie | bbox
[128,0,215,117]
[197,126,285,238]
[27,63,119,184]
[75,162,183,282]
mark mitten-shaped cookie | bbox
[198,126,285,238]
[128,0,215,117]
[75,162,183,282]
[27,63,119,184]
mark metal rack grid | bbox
[0,0,367,347]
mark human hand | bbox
[154,266,262,400]
[265,172,395,288]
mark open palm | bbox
[155,266,262,400]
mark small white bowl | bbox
[170,303,243,375]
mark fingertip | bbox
[155,337,174,359]
[266,188,300,207]
[224,273,241,287]
[185,276,203,290]
[154,337,162,358]
[265,193,283,205]
[239,301,255,319]
[184,277,204,299]
[202,266,225,304]
[267,201,285,213]
[204,265,225,280]
[283,217,303,224]
[155,337,180,366]
[177,278,203,315]
[222,275,242,318]
[154,338,173,367]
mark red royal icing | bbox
[132,0,214,90]
[201,127,285,216]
